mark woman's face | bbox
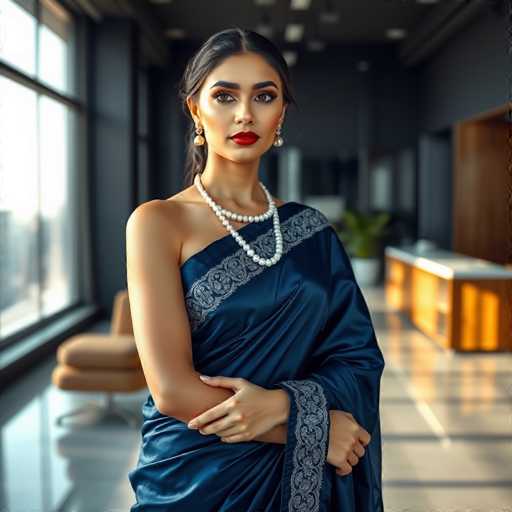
[187,51,287,163]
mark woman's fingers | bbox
[214,421,246,437]
[188,403,230,429]
[335,448,362,477]
[199,414,241,435]
[352,441,365,458]
[335,460,353,476]
[358,427,371,446]
[346,451,359,466]
[339,410,371,446]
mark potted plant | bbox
[335,210,390,287]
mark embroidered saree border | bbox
[184,206,330,333]
[277,380,329,512]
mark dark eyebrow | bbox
[209,80,278,90]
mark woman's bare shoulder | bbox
[126,198,188,265]
[128,189,196,226]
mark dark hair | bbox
[177,27,298,187]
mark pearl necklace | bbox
[193,173,283,267]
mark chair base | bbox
[55,392,140,428]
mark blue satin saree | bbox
[128,201,386,511]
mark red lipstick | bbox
[230,131,259,145]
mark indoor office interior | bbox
[0,0,511,510]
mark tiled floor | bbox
[367,288,512,512]
[1,286,511,511]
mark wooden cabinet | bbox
[385,247,512,352]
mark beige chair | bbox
[52,289,147,427]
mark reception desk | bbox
[385,246,512,352]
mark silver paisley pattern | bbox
[280,380,329,512]
[184,206,330,332]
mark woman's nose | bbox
[235,100,254,124]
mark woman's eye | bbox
[213,92,276,104]
[213,92,234,103]
[257,92,276,103]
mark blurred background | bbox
[0,0,511,510]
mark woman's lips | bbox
[230,132,259,145]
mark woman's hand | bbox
[327,410,371,477]
[186,375,290,443]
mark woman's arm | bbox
[126,201,288,443]
[127,201,243,417]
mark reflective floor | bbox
[0,285,511,512]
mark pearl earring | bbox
[273,125,283,147]
[193,125,205,146]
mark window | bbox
[0,0,84,343]
[0,0,37,76]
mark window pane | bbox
[0,75,39,339]
[0,1,81,342]
[39,94,79,315]
[38,0,75,95]
[0,0,37,76]
[0,77,80,341]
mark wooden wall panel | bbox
[453,118,510,264]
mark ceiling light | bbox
[165,28,186,39]
[254,0,275,5]
[307,39,325,51]
[319,10,339,24]
[357,60,370,72]
[283,51,298,67]
[291,0,311,9]
[386,28,407,39]
[256,23,273,38]
[284,23,304,42]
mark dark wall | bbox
[151,49,191,198]
[419,6,507,133]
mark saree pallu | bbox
[128,201,386,511]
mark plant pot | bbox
[351,257,380,287]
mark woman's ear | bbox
[186,96,200,125]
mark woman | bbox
[126,27,385,511]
